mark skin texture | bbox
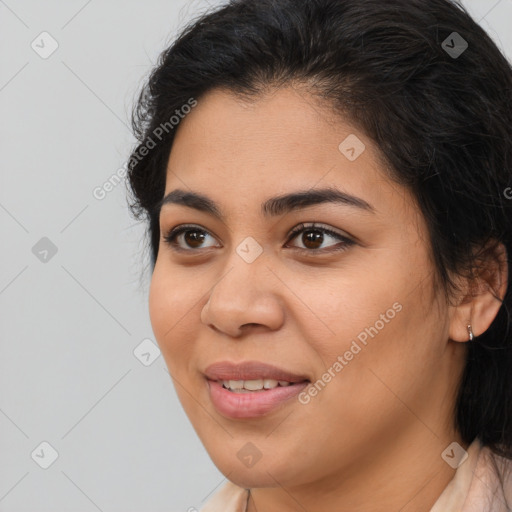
[149,86,508,512]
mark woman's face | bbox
[149,86,466,490]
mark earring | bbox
[467,324,474,341]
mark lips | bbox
[204,361,310,419]
[204,360,309,383]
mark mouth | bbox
[204,360,309,382]
[217,378,303,392]
[204,361,310,419]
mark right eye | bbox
[162,224,220,252]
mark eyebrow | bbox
[157,187,376,220]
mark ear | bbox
[449,241,509,342]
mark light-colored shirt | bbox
[199,439,512,511]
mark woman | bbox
[126,0,512,510]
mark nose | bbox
[200,252,285,338]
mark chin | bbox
[204,442,304,489]
[216,463,282,489]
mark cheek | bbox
[307,268,400,356]
[148,263,199,365]
[311,260,434,393]
[148,266,171,342]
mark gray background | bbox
[0,1,511,510]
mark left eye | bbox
[285,223,354,253]
[162,223,354,254]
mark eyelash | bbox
[162,222,355,255]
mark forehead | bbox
[163,86,415,222]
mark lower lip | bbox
[206,379,309,419]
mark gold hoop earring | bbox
[467,324,474,341]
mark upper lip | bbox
[204,361,309,383]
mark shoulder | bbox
[463,444,512,511]
[199,481,249,512]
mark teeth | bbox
[228,380,244,390]
[263,379,279,389]
[244,379,264,391]
[221,378,292,391]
